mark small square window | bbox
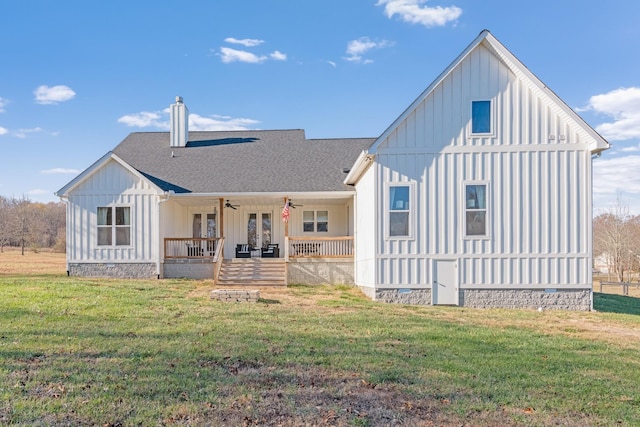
[97,206,131,246]
[471,100,491,134]
[302,210,328,233]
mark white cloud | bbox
[344,37,393,63]
[41,168,82,174]
[34,85,76,105]
[619,144,640,153]
[0,97,8,113]
[189,113,260,131]
[0,127,7,135]
[218,47,267,64]
[117,111,165,128]
[582,87,640,141]
[327,61,337,68]
[118,109,259,131]
[224,37,264,47]
[377,0,462,27]
[593,155,640,214]
[14,127,43,138]
[26,189,49,196]
[270,50,287,61]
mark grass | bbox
[1,250,640,425]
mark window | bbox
[389,185,410,237]
[97,206,130,246]
[302,210,328,232]
[471,100,491,134]
[465,184,487,236]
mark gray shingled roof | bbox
[111,130,374,193]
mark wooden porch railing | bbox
[164,238,221,259]
[213,237,224,284]
[286,236,353,259]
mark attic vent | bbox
[342,168,351,173]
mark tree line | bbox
[0,195,66,253]
[593,198,640,283]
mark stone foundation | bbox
[287,258,354,285]
[461,288,591,311]
[375,288,432,305]
[163,258,214,279]
[373,287,592,310]
[68,263,157,279]
[210,289,260,303]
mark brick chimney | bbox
[170,96,189,147]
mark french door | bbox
[192,213,217,255]
[247,211,272,249]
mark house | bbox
[57,30,610,310]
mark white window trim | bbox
[302,210,329,233]
[97,205,133,247]
[462,181,490,240]
[468,99,495,137]
[385,181,416,240]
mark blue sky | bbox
[1,0,640,214]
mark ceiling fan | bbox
[224,200,239,210]
[288,200,303,209]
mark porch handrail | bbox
[213,237,225,284]
[286,236,353,259]
[164,237,221,259]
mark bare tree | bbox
[593,197,640,282]
[0,196,10,251]
[11,196,33,255]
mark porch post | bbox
[283,197,289,238]
[219,197,224,258]
[284,197,289,265]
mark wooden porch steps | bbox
[217,259,286,287]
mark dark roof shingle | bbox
[112,130,374,193]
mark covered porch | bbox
[160,193,356,283]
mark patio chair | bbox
[261,244,279,258]
[186,243,203,257]
[235,244,251,258]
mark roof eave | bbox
[343,151,375,185]
[55,152,164,197]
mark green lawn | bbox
[1,274,639,426]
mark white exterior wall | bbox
[65,159,160,265]
[372,42,594,291]
[354,166,377,287]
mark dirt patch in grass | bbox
[167,363,520,427]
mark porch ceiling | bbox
[168,192,354,207]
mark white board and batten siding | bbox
[354,165,377,288]
[369,40,595,291]
[65,159,161,264]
